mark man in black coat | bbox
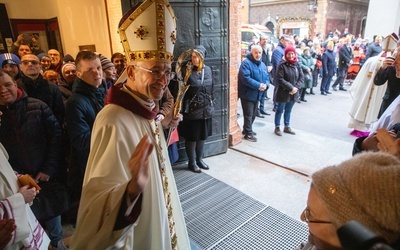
[0,69,65,249]
[366,35,382,61]
[374,61,400,118]
[332,37,353,91]
[257,34,272,117]
[16,54,65,126]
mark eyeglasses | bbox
[21,60,40,66]
[134,65,175,80]
[301,207,333,224]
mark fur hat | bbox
[99,55,114,70]
[312,152,400,244]
[303,47,310,52]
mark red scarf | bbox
[285,56,298,64]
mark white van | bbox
[241,24,278,60]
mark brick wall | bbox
[229,0,243,146]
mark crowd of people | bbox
[1,1,400,248]
[239,27,399,142]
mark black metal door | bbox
[122,0,229,160]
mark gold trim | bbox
[119,0,177,63]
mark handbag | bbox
[315,59,322,69]
[185,69,215,118]
[30,181,71,221]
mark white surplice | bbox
[0,143,50,250]
[348,53,387,131]
[70,88,190,249]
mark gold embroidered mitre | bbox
[118,0,177,63]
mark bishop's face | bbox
[127,61,173,101]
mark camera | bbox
[337,220,394,250]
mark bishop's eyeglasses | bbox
[134,65,175,80]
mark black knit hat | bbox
[63,54,75,63]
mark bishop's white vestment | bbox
[70,84,190,249]
[348,54,387,131]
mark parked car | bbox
[241,24,278,60]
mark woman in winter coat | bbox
[273,46,304,136]
[179,45,214,173]
[298,47,315,102]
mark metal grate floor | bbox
[173,166,309,250]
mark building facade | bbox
[249,0,369,40]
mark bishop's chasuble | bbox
[70,84,190,249]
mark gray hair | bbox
[250,45,262,52]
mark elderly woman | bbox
[298,152,400,249]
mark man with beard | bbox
[297,152,400,250]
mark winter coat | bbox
[238,53,269,102]
[298,53,315,88]
[366,42,382,60]
[182,65,214,120]
[273,59,304,103]
[0,89,63,179]
[58,78,73,107]
[65,78,105,190]
[322,49,336,77]
[17,74,65,126]
[271,42,285,81]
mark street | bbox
[204,80,359,219]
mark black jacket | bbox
[374,66,400,117]
[273,60,304,103]
[17,73,65,126]
[0,90,63,178]
[322,49,336,77]
[65,78,105,190]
